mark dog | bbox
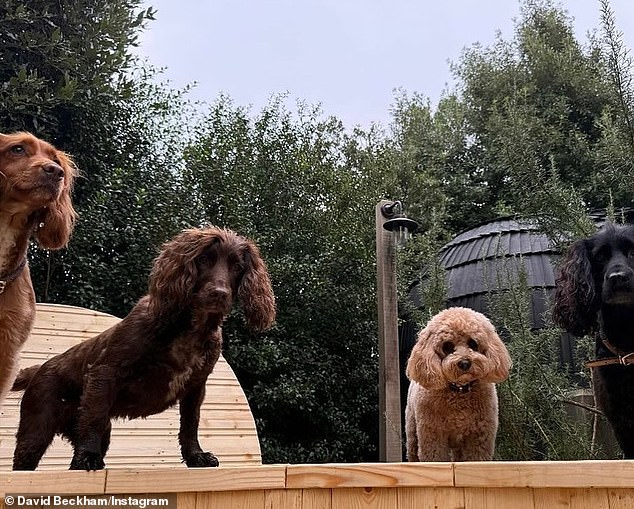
[405,307,511,461]
[553,222,634,457]
[0,132,77,405]
[11,226,276,470]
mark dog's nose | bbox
[42,163,65,181]
[209,286,231,300]
[608,271,629,283]
[458,359,471,371]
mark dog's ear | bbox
[552,239,598,337]
[34,151,77,249]
[480,330,512,383]
[239,240,276,331]
[148,232,201,316]
[406,324,445,389]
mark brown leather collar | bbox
[586,340,634,368]
[0,258,27,294]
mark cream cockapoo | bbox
[405,307,511,462]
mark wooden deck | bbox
[1,462,633,508]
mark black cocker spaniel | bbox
[553,223,634,457]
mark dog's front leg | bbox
[179,381,219,467]
[70,366,116,471]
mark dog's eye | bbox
[468,338,479,351]
[197,252,216,266]
[441,342,455,355]
[10,145,25,155]
[594,247,610,264]
[229,254,245,271]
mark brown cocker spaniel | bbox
[0,132,77,405]
[11,227,276,471]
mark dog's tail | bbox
[11,365,41,391]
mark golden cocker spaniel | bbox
[0,132,77,404]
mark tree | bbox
[0,0,197,316]
[183,96,397,462]
[593,0,634,205]
[458,4,608,228]
[394,0,634,459]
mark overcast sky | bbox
[136,1,634,129]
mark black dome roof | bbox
[439,217,558,327]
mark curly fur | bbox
[405,307,511,462]
[11,227,275,470]
[0,132,76,405]
[553,223,634,457]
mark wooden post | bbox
[376,200,402,462]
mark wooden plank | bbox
[299,489,331,509]
[397,487,465,509]
[193,490,266,509]
[531,488,570,509]
[0,465,633,509]
[331,487,397,509]
[464,488,534,509]
[286,463,453,489]
[1,410,257,429]
[532,487,611,509]
[104,466,287,494]
[220,490,265,509]
[194,491,233,509]
[177,492,198,509]
[0,471,106,496]
[454,461,634,488]
[607,488,634,509]
[570,487,610,509]
[265,489,303,509]
[1,423,260,469]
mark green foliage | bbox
[400,0,634,460]
[0,0,197,317]
[0,0,154,136]
[453,0,617,220]
[53,70,197,315]
[592,0,634,202]
[183,96,392,462]
[389,91,488,233]
[484,256,595,459]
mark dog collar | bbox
[0,257,27,295]
[586,339,634,368]
[449,381,475,393]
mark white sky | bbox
[136,1,634,129]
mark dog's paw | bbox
[70,450,106,471]
[184,451,219,468]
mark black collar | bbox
[449,381,475,393]
[0,257,27,294]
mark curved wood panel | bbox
[0,303,261,470]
